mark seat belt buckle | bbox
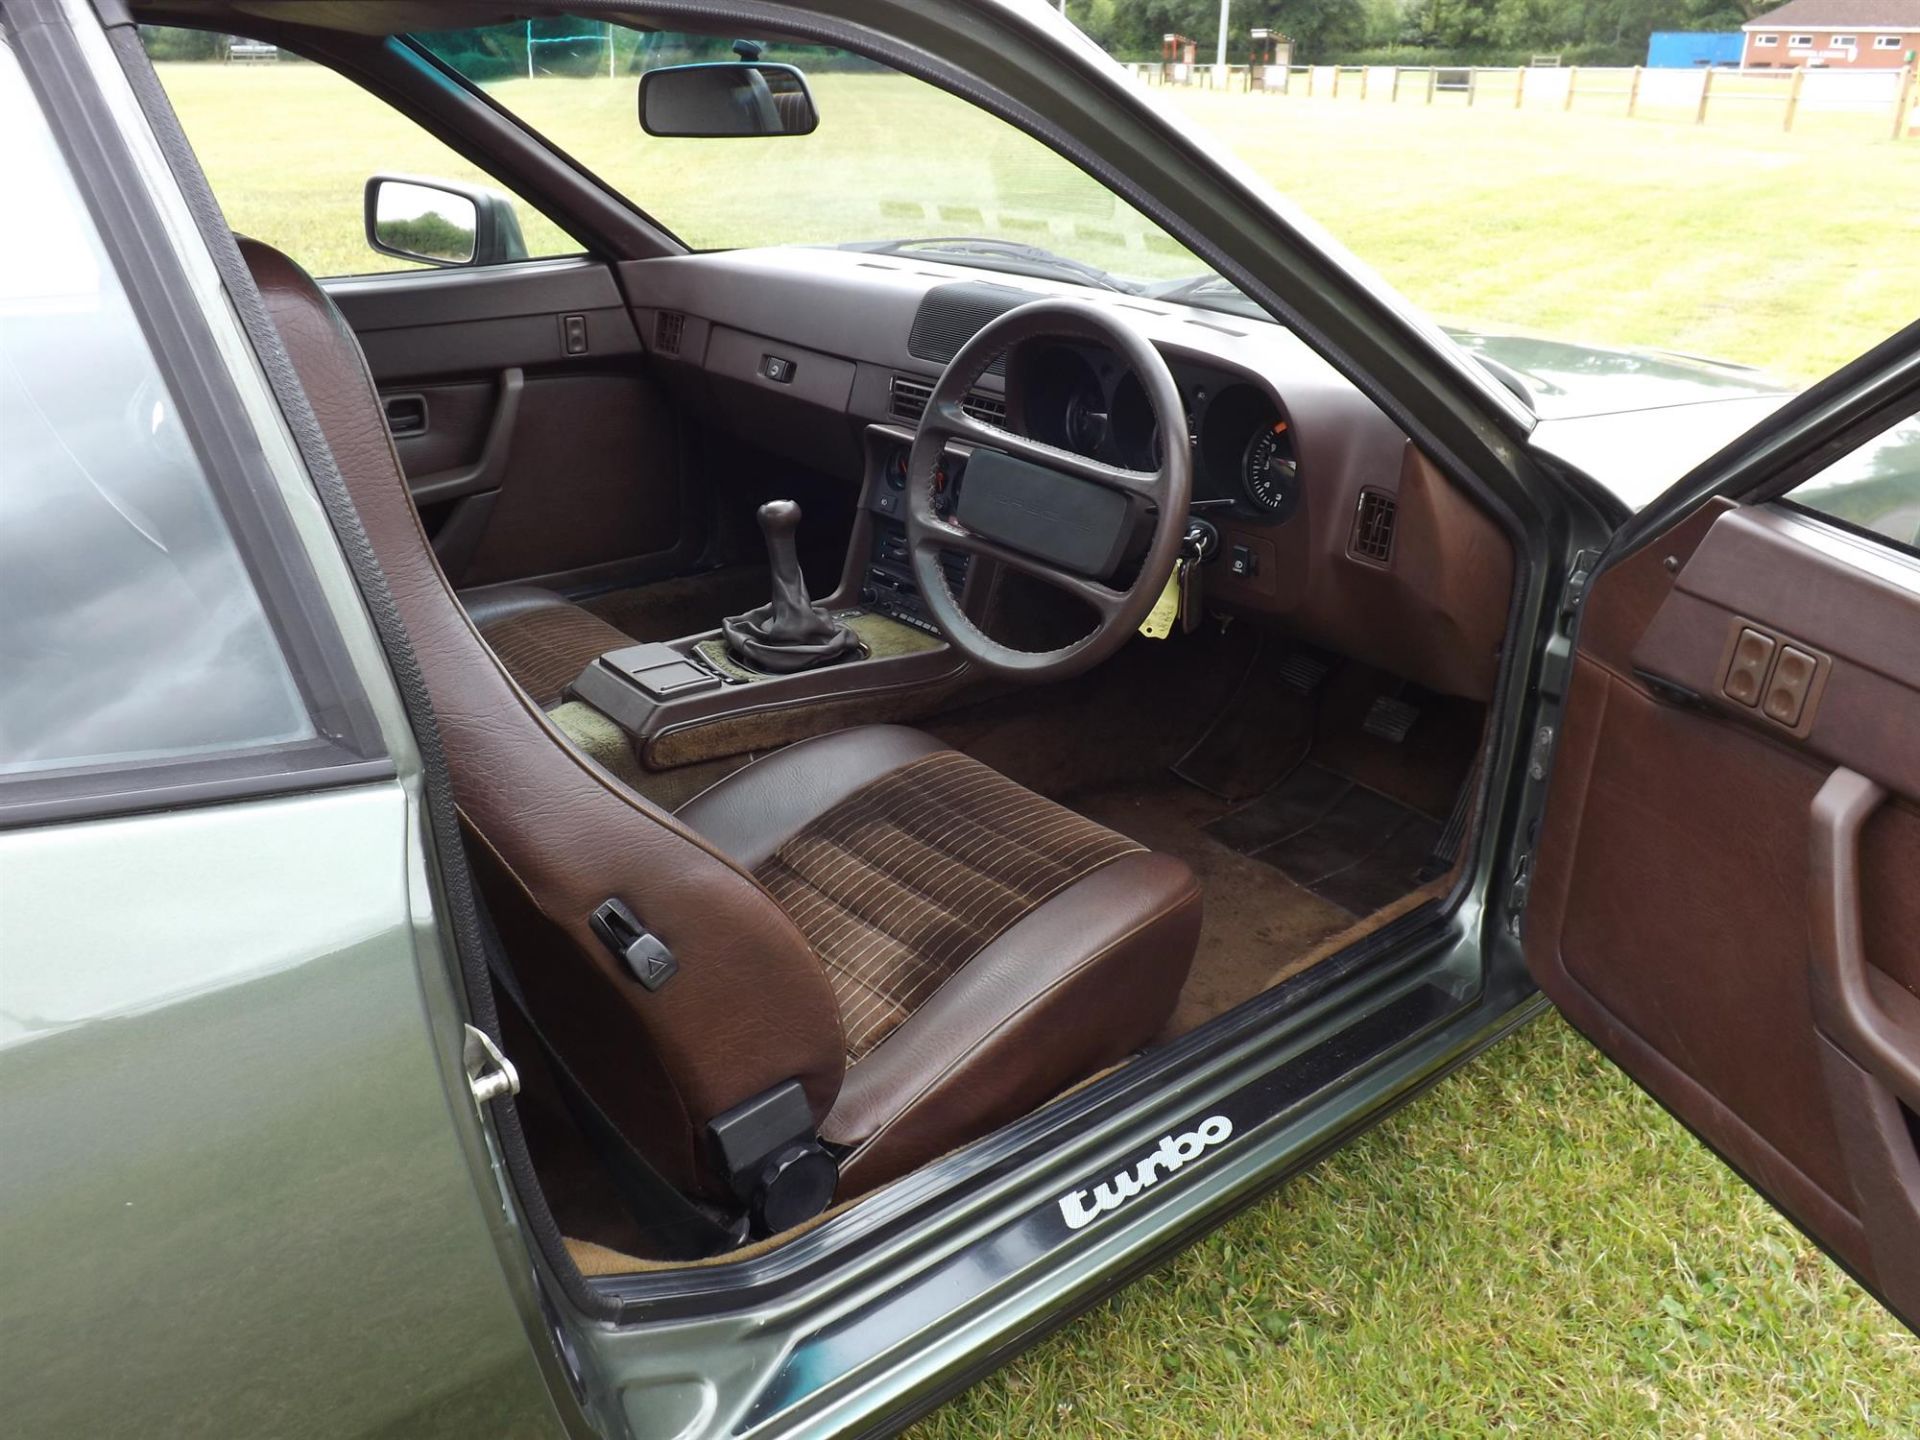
[589,898,678,991]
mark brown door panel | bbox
[1527,499,1920,1320]
[328,263,691,589]
[384,369,688,588]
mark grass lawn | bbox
[919,1014,1920,1438]
[149,58,1920,1433]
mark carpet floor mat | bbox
[1070,778,1356,1038]
[1205,763,1445,916]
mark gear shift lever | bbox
[721,501,861,673]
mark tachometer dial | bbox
[1242,420,1300,520]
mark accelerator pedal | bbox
[1361,694,1421,744]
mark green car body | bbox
[5,0,1916,1436]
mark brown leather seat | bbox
[240,237,1200,1205]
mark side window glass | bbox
[0,43,312,779]
[140,27,578,277]
[1789,417,1920,554]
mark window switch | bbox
[1723,626,1775,707]
[561,313,588,355]
[1762,645,1818,727]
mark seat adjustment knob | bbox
[708,1079,838,1237]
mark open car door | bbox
[1525,341,1920,1330]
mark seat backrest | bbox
[240,240,844,1194]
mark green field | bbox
[151,60,1920,1434]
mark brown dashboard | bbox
[627,247,1513,702]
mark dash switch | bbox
[1723,627,1775,708]
[1762,645,1818,728]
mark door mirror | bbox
[363,175,528,268]
[638,62,818,137]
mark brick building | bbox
[1742,0,1920,67]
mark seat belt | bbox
[473,904,749,1261]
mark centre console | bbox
[563,424,984,770]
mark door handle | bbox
[1808,767,1920,1106]
[383,393,428,437]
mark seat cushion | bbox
[679,725,1201,1193]
[680,726,1147,1059]
[460,584,632,707]
[826,849,1201,1190]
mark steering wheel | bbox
[904,297,1192,681]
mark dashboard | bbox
[1012,342,1302,525]
[626,245,1514,702]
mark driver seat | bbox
[239,238,1200,1203]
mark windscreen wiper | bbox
[841,236,1136,293]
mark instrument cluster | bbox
[1018,343,1301,524]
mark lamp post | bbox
[1217,0,1230,71]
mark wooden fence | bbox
[1131,61,1920,139]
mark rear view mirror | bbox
[639,62,818,137]
[363,175,528,268]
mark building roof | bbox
[1743,0,1920,29]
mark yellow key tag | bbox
[1138,566,1180,640]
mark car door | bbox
[1525,346,1920,1329]
[148,34,698,593]
[0,16,569,1433]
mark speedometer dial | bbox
[1242,420,1300,520]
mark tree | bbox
[1079,0,1368,62]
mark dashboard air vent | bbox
[1350,489,1397,565]
[888,376,1006,428]
[653,310,685,356]
[908,281,1030,374]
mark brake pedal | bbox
[1362,694,1421,743]
[1276,651,1330,694]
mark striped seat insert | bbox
[479,602,632,708]
[754,749,1145,1062]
